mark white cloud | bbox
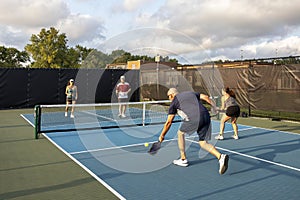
[132,0,300,60]
[244,36,300,58]
[0,0,106,49]
[57,14,105,46]
[0,0,299,61]
[0,0,70,49]
[0,25,28,48]
[122,0,152,12]
[0,0,69,27]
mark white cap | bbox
[70,79,74,82]
[167,88,178,96]
[120,76,125,80]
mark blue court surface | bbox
[22,113,300,200]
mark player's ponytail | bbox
[225,87,236,98]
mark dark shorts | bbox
[179,111,212,141]
[118,98,128,103]
[67,98,73,104]
[226,105,240,118]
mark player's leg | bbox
[118,99,122,117]
[199,140,221,159]
[70,100,76,118]
[119,105,122,117]
[198,117,220,158]
[216,114,231,139]
[122,104,127,117]
[173,130,188,167]
[177,130,186,160]
[230,106,240,139]
[198,141,229,174]
[231,117,238,139]
[198,116,229,174]
[65,100,70,117]
[121,98,129,117]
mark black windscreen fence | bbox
[0,68,140,109]
[140,64,299,114]
[1,65,299,115]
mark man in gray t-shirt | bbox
[158,88,229,175]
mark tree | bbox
[112,51,131,63]
[65,45,94,68]
[25,27,68,68]
[82,49,112,68]
[0,46,30,68]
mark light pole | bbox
[240,49,244,65]
[274,48,278,65]
[155,55,160,99]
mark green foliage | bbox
[247,109,300,122]
[64,45,94,68]
[109,51,178,64]
[0,46,30,68]
[81,49,113,68]
[274,57,300,65]
[4,27,179,68]
[25,27,68,68]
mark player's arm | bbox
[65,87,68,95]
[74,86,78,100]
[200,94,216,107]
[126,84,131,94]
[159,114,175,142]
[220,96,225,110]
[115,86,119,95]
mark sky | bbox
[1,0,300,64]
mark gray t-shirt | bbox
[168,91,208,122]
[224,96,238,109]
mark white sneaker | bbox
[173,159,189,167]
[121,114,126,118]
[232,135,239,140]
[70,113,74,118]
[65,112,68,117]
[215,135,224,140]
[219,154,229,174]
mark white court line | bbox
[69,138,179,155]
[20,114,35,127]
[185,138,300,173]
[216,126,256,134]
[70,127,256,155]
[210,123,300,171]
[20,113,126,200]
[22,112,300,200]
[70,142,147,155]
[212,119,300,136]
[238,123,300,136]
[42,133,127,200]
[186,125,300,172]
[70,126,300,174]
[216,146,300,172]
[81,110,117,122]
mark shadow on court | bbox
[0,178,95,199]
[2,109,299,200]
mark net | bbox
[34,100,179,139]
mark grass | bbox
[245,109,300,122]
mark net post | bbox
[142,102,146,126]
[34,105,41,139]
